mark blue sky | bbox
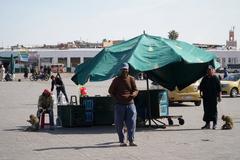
[0,0,239,47]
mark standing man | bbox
[108,63,139,146]
[51,73,69,103]
[199,65,222,129]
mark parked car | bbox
[221,73,240,97]
[216,67,225,73]
[150,81,201,106]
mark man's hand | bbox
[217,96,221,102]
[127,94,134,101]
[200,91,203,98]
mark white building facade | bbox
[36,49,240,72]
[209,50,240,69]
[2,48,240,73]
[36,48,101,72]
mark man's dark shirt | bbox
[51,77,63,92]
[108,75,138,104]
[199,75,221,100]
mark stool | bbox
[70,95,78,105]
[40,112,50,129]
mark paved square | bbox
[0,74,239,160]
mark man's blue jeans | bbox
[114,103,137,143]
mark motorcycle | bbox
[4,72,14,81]
[29,73,50,81]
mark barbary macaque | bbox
[25,114,39,131]
[221,115,233,130]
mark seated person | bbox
[25,114,39,131]
[37,89,54,129]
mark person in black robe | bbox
[23,66,29,79]
[199,65,221,129]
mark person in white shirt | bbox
[0,65,5,81]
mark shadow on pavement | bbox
[151,128,207,132]
[3,128,25,132]
[222,95,240,98]
[3,126,27,132]
[169,103,196,107]
[3,126,116,135]
[3,125,209,134]
[136,128,203,132]
[44,126,116,135]
[34,142,120,151]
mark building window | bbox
[233,57,238,64]
[70,57,80,67]
[222,58,225,63]
[228,58,231,63]
[58,57,67,67]
[40,57,52,65]
[222,58,226,67]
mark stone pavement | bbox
[0,73,239,160]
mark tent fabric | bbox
[72,34,219,90]
[19,53,29,62]
[0,51,18,60]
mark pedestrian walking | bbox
[47,66,51,75]
[223,67,228,78]
[51,73,69,103]
[108,63,139,146]
[199,65,222,129]
[0,64,5,81]
[23,66,29,79]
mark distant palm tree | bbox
[102,38,107,42]
[168,30,179,40]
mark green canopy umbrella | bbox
[72,34,219,91]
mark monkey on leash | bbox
[221,115,233,130]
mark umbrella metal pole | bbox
[146,76,152,127]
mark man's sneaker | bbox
[120,143,127,147]
[201,124,210,129]
[129,142,137,147]
[212,125,217,130]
